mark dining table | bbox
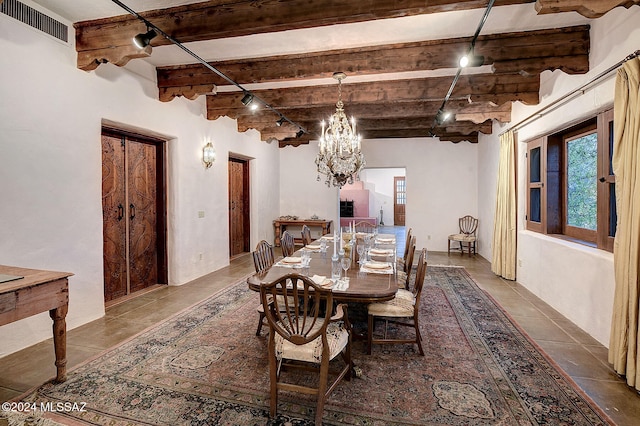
[246,233,399,304]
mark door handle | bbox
[130,203,136,221]
[117,204,124,221]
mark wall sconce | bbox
[202,141,216,169]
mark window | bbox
[526,109,616,251]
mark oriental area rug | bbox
[18,266,612,425]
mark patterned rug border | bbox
[451,267,615,426]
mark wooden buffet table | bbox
[0,265,73,383]
[273,219,333,247]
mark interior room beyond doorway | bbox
[339,168,406,228]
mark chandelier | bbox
[315,72,365,188]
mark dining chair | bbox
[252,240,276,336]
[301,225,312,246]
[260,273,352,426]
[447,215,478,256]
[354,220,376,233]
[396,236,416,290]
[397,227,413,271]
[280,230,296,257]
[367,247,427,356]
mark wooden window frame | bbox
[524,109,615,252]
[562,124,598,243]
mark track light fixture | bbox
[132,28,157,49]
[276,117,286,127]
[296,129,305,138]
[459,48,484,68]
[435,109,452,125]
[241,92,254,106]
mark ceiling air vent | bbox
[1,0,68,43]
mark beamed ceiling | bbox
[31,0,640,146]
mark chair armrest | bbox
[330,303,352,332]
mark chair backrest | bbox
[412,248,428,308]
[260,273,333,346]
[301,225,312,246]
[402,228,413,261]
[252,240,275,273]
[280,231,296,257]
[459,215,478,236]
[403,236,416,275]
[354,221,376,233]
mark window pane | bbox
[530,146,541,183]
[530,188,541,223]
[610,183,617,237]
[566,133,597,230]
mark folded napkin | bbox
[321,236,335,241]
[376,238,395,243]
[370,248,394,255]
[311,274,332,287]
[281,256,302,264]
[361,261,393,274]
[365,261,392,270]
[306,244,321,250]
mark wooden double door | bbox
[101,130,167,303]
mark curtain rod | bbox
[502,49,640,136]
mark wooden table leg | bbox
[49,304,68,383]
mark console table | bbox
[0,265,72,383]
[273,219,332,246]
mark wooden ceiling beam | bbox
[535,0,639,17]
[213,100,511,123]
[74,0,532,71]
[206,73,538,116]
[158,25,588,101]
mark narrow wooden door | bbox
[127,141,158,294]
[229,157,250,257]
[102,131,165,302]
[102,134,128,300]
[394,176,406,226]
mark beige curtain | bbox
[491,130,517,280]
[609,57,640,390]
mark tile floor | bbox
[1,234,639,425]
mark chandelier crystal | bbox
[315,72,365,188]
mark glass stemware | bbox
[356,243,365,265]
[341,256,351,278]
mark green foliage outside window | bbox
[567,133,597,230]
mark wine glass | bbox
[341,257,351,278]
[356,243,365,266]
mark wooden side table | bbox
[0,265,73,383]
[273,219,332,246]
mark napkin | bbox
[364,261,391,270]
[370,248,394,255]
[311,275,332,287]
[282,256,302,264]
[376,238,395,243]
[306,244,321,250]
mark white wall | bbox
[0,11,279,356]
[279,141,340,225]
[476,7,640,346]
